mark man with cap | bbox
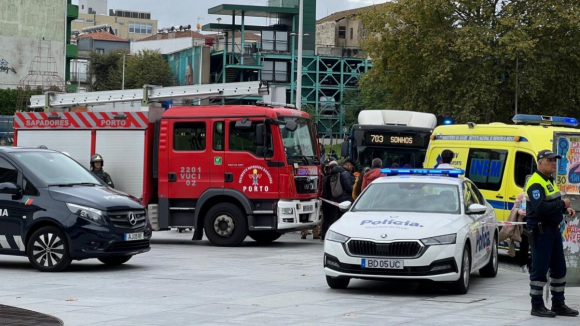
[526,149,578,317]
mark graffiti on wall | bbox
[0,59,16,74]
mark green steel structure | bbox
[203,0,371,137]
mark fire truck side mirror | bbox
[285,120,298,132]
[255,123,266,146]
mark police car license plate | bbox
[303,205,314,212]
[124,232,144,241]
[361,258,404,269]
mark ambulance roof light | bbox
[512,114,578,127]
[380,168,465,178]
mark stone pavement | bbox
[0,231,578,326]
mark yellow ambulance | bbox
[425,114,580,222]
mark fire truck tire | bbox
[248,231,282,243]
[203,203,248,246]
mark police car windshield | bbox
[353,182,461,214]
[11,151,102,186]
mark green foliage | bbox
[88,49,175,91]
[358,0,580,123]
[0,89,19,115]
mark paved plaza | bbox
[0,232,578,325]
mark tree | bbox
[358,0,580,123]
[88,49,175,91]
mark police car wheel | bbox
[203,203,248,247]
[479,236,498,277]
[26,226,72,273]
[248,231,282,243]
[449,245,470,294]
[326,276,350,289]
[98,256,132,266]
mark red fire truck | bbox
[14,81,322,246]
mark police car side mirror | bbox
[467,203,486,215]
[0,182,20,195]
[338,201,352,211]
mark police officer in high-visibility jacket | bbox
[526,149,578,318]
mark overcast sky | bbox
[73,0,388,31]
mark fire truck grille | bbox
[294,176,318,194]
[347,240,422,257]
[107,210,147,229]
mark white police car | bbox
[323,169,498,294]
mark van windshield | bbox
[11,151,102,186]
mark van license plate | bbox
[303,205,313,212]
[361,258,404,269]
[124,232,144,241]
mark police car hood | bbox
[49,186,143,211]
[330,211,465,240]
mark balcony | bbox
[316,46,367,58]
[69,72,90,84]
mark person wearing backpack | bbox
[322,160,355,237]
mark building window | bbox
[129,22,153,34]
[173,122,206,151]
[338,26,346,39]
[261,31,288,52]
[114,28,118,35]
[261,61,287,82]
[350,27,353,40]
[95,48,104,54]
[86,19,94,23]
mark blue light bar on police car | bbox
[512,114,578,127]
[380,168,465,177]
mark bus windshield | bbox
[354,146,426,169]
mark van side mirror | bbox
[467,203,487,214]
[340,141,349,158]
[0,182,21,195]
[285,120,298,132]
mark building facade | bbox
[78,0,107,15]
[315,6,370,57]
[0,0,78,91]
[72,9,157,41]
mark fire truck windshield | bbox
[10,151,103,186]
[279,117,318,166]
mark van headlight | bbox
[67,203,106,225]
[326,230,350,243]
[421,234,456,245]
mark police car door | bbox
[0,157,26,254]
[465,181,492,269]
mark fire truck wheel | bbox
[248,231,282,244]
[204,203,248,246]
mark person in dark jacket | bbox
[90,154,114,188]
[361,158,383,191]
[320,161,339,240]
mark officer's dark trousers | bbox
[529,227,566,307]
[321,203,339,239]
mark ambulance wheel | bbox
[248,231,282,244]
[449,245,471,294]
[26,226,72,272]
[479,236,498,277]
[204,203,248,247]
[326,276,350,289]
[98,256,132,266]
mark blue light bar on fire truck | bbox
[380,168,466,178]
[512,114,578,127]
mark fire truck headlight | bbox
[67,203,106,225]
[281,207,294,215]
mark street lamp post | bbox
[122,53,131,90]
[296,0,304,110]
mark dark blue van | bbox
[0,147,151,272]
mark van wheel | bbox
[26,226,72,272]
[326,276,350,289]
[98,256,132,266]
[449,245,471,294]
[204,203,247,247]
[248,231,282,244]
[479,236,498,277]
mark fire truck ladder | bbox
[28,81,269,111]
